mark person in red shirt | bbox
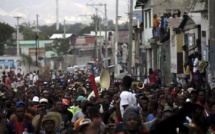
[5,74,12,89]
[8,101,34,134]
[148,68,157,85]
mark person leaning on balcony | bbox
[153,14,160,38]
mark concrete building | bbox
[137,0,192,76]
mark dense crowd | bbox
[0,67,214,134]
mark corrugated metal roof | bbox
[50,33,73,39]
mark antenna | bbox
[56,0,59,31]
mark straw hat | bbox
[32,112,62,130]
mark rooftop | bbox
[49,33,73,39]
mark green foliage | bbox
[0,22,14,55]
[20,53,34,69]
[50,38,70,61]
[78,25,95,36]
[19,22,35,40]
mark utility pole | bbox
[209,0,215,87]
[95,8,99,62]
[128,0,133,75]
[87,3,108,67]
[36,14,39,67]
[115,0,119,75]
[14,16,22,56]
[63,19,66,39]
[99,19,104,61]
[104,4,108,68]
[33,15,40,67]
[56,0,59,30]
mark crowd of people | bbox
[0,67,214,134]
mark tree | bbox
[20,53,34,71]
[0,22,14,55]
[19,22,35,40]
[49,38,70,62]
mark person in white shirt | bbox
[29,72,33,85]
[33,72,38,84]
[120,76,137,117]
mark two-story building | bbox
[135,0,193,84]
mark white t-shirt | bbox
[120,91,137,116]
[29,74,33,80]
[144,78,150,85]
[33,75,38,84]
[193,58,199,73]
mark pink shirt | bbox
[5,77,12,89]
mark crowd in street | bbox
[0,65,214,134]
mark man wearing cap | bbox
[32,96,39,110]
[61,98,73,128]
[39,98,50,114]
[73,96,86,114]
[8,101,34,134]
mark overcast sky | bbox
[0,0,133,26]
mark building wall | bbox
[161,40,171,85]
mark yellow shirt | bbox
[185,65,190,75]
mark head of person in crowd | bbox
[103,91,113,104]
[121,76,133,91]
[32,96,39,106]
[62,98,71,110]
[39,98,49,109]
[82,102,94,118]
[33,112,62,134]
[190,89,198,103]
[177,94,186,107]
[15,101,25,122]
[55,100,64,113]
[148,101,158,115]
[162,106,173,120]
[88,105,101,120]
[164,87,170,95]
[166,94,174,108]
[89,96,97,104]
[37,104,46,115]
[183,90,189,99]
[43,90,49,99]
[76,96,86,108]
[77,118,91,134]
[123,111,142,133]
[140,96,149,111]
[198,89,206,104]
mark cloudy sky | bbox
[0,0,132,26]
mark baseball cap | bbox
[16,101,25,107]
[39,98,48,103]
[76,96,86,102]
[32,96,39,102]
[62,98,70,106]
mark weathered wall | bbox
[161,40,171,86]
